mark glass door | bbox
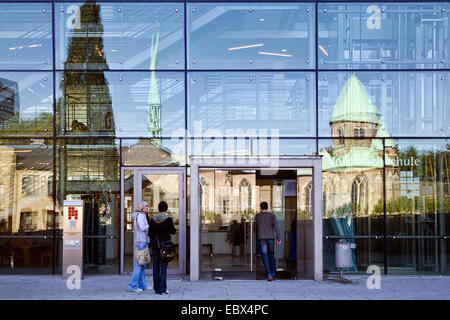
[199,169,299,280]
[121,167,185,275]
[199,169,256,280]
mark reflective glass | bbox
[121,138,186,166]
[187,3,315,69]
[318,3,450,69]
[0,140,53,274]
[55,139,120,274]
[0,73,53,137]
[323,238,383,275]
[141,173,181,272]
[188,72,315,137]
[319,72,450,137]
[122,169,134,273]
[199,169,300,280]
[385,139,449,238]
[55,3,184,70]
[188,138,316,164]
[388,239,449,275]
[0,141,54,235]
[0,239,54,274]
[0,4,52,70]
[320,139,385,236]
[56,72,185,138]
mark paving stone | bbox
[0,275,449,300]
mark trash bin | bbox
[335,242,353,268]
[335,241,355,281]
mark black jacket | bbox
[149,213,176,250]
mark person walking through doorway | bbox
[149,201,176,294]
[255,201,281,281]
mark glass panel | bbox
[56,72,185,138]
[388,239,449,275]
[320,139,385,238]
[189,72,315,137]
[200,169,255,279]
[55,3,184,70]
[188,138,316,164]
[200,169,298,280]
[187,3,315,69]
[0,3,52,70]
[319,72,450,137]
[123,169,134,273]
[84,238,119,274]
[56,139,120,274]
[0,239,54,275]
[318,3,450,69]
[321,136,385,274]
[0,73,53,137]
[122,138,185,166]
[323,238,384,275]
[0,141,54,235]
[141,174,180,271]
[385,139,449,274]
[296,168,313,279]
[0,140,53,274]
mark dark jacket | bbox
[149,212,176,250]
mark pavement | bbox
[0,275,449,300]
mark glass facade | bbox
[0,1,448,276]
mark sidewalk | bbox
[0,275,449,300]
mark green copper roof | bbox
[371,139,383,151]
[330,74,381,124]
[374,117,394,147]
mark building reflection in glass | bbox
[56,1,119,274]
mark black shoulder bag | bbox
[154,230,175,263]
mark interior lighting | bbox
[318,45,328,56]
[258,51,292,57]
[228,44,264,51]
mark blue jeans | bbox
[259,239,276,278]
[152,249,168,293]
[128,242,148,290]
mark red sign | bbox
[68,206,79,220]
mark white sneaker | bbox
[162,290,170,294]
[128,288,143,292]
[142,287,152,291]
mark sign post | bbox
[62,200,84,280]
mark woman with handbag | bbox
[149,201,176,295]
[127,200,151,292]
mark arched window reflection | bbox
[238,178,251,212]
[200,178,208,213]
[351,175,369,215]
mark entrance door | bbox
[198,168,312,280]
[120,167,185,275]
[190,156,323,281]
